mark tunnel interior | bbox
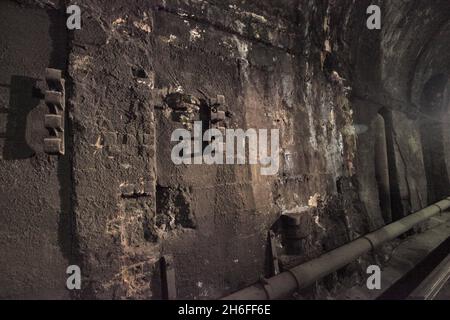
[0,0,449,300]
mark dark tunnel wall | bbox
[0,1,70,299]
[67,0,370,299]
[0,0,449,300]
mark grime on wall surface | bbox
[0,0,449,300]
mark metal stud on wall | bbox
[43,68,65,155]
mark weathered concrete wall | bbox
[0,0,70,299]
[68,0,449,300]
[446,119,450,186]
[68,1,158,298]
[352,98,386,229]
[445,100,450,184]
[67,0,373,299]
[1,0,449,300]
[349,0,449,224]
[352,102,428,228]
[384,110,427,218]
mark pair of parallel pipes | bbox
[223,196,450,300]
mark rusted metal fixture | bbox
[43,68,65,155]
[163,91,229,132]
[222,197,450,300]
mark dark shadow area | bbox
[150,260,162,300]
[2,76,39,160]
[47,6,80,277]
[379,108,405,221]
[419,74,450,204]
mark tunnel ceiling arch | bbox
[348,0,450,113]
[382,0,450,110]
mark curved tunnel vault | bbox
[351,0,450,225]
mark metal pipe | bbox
[222,197,450,300]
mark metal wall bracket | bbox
[209,94,227,134]
[43,68,65,155]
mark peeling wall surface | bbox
[0,1,69,299]
[0,0,449,300]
